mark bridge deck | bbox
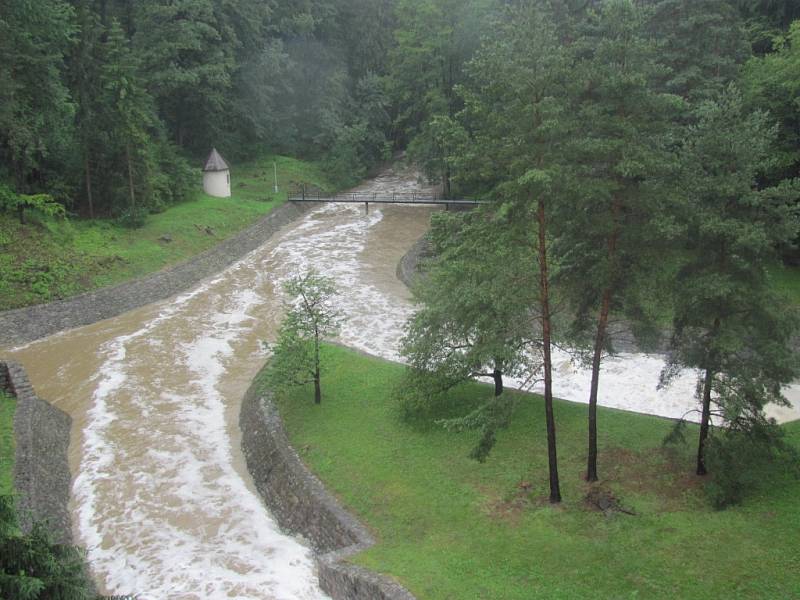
[287,190,484,206]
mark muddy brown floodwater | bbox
[3,164,437,599]
[4,163,799,598]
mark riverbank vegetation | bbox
[0,155,330,310]
[0,391,15,496]
[389,0,800,510]
[0,496,95,599]
[272,345,800,599]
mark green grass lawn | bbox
[768,263,800,306]
[0,155,331,310]
[268,345,800,600]
[0,391,15,496]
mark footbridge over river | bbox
[288,184,485,213]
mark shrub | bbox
[704,420,800,509]
[0,496,95,600]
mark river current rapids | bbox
[3,165,799,597]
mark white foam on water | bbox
[266,203,411,361]
[278,203,800,425]
[63,176,800,597]
[75,257,328,598]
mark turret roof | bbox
[203,148,229,172]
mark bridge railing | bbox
[287,184,442,203]
[286,184,484,206]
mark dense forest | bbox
[1,0,798,222]
[2,1,800,498]
[2,1,800,595]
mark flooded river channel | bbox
[4,166,433,598]
[3,164,799,597]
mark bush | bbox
[0,496,95,600]
[704,420,800,509]
[115,206,148,229]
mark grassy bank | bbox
[267,345,800,600]
[0,155,331,310]
[769,263,800,305]
[0,391,15,495]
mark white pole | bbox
[273,161,278,194]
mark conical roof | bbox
[203,148,229,172]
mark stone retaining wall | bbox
[240,373,416,600]
[1,360,72,545]
[395,234,431,290]
[0,201,316,348]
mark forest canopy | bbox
[0,0,798,224]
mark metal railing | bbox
[287,185,484,206]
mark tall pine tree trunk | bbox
[587,202,620,482]
[587,287,611,482]
[84,155,94,219]
[538,197,561,503]
[697,318,720,475]
[697,366,714,475]
[125,143,136,212]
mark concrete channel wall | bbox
[1,360,73,545]
[240,374,417,600]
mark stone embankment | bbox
[240,373,416,600]
[1,360,72,544]
[395,234,431,289]
[0,201,316,348]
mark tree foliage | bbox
[741,20,800,184]
[0,185,66,225]
[0,496,95,600]
[660,87,800,475]
[267,269,341,405]
[398,208,541,461]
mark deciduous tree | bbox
[267,270,341,405]
[399,210,542,462]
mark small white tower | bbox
[202,148,231,198]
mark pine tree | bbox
[132,0,246,153]
[648,0,751,102]
[0,0,76,193]
[69,0,106,218]
[557,0,683,482]
[388,0,492,193]
[741,20,800,183]
[661,86,800,477]
[452,0,575,501]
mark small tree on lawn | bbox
[398,208,542,462]
[268,269,341,404]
